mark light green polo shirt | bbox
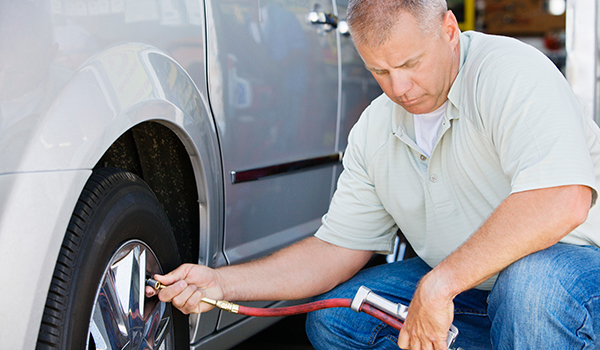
[315,31,600,290]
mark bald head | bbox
[347,0,448,50]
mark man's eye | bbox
[405,61,419,69]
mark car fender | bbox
[0,43,221,176]
[0,170,90,350]
[0,44,223,350]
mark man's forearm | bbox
[215,236,374,302]
[427,184,592,299]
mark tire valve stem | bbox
[146,278,240,314]
[146,278,165,291]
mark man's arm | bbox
[149,236,373,314]
[398,184,592,350]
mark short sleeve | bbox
[315,107,398,254]
[476,39,598,202]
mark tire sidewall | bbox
[64,169,188,349]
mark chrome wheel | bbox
[87,240,173,350]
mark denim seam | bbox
[384,334,399,345]
[454,308,488,316]
[369,322,388,345]
[575,295,600,349]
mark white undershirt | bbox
[414,101,448,157]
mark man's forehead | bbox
[357,33,427,71]
[356,10,427,43]
[361,15,429,48]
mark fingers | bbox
[145,285,157,297]
[151,279,210,314]
[154,263,195,286]
[398,327,409,349]
[172,284,215,314]
[157,280,188,302]
[145,264,223,314]
[398,328,449,350]
[398,316,449,350]
[171,283,197,311]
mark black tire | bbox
[36,167,189,350]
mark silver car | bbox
[0,0,380,349]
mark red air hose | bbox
[146,278,404,331]
[146,279,464,348]
[237,298,404,331]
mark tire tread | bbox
[36,168,145,349]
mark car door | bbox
[205,0,341,267]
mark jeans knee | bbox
[490,250,570,320]
[490,245,600,316]
[488,245,600,348]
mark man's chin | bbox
[398,99,444,115]
[399,102,430,115]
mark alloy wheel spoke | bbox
[88,241,173,350]
[144,300,171,348]
[89,271,130,349]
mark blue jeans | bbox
[306,244,600,349]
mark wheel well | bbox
[95,121,199,264]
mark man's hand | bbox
[397,274,455,350]
[145,263,224,314]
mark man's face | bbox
[357,11,460,115]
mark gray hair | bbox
[347,0,448,49]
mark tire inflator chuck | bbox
[147,279,461,349]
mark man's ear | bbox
[442,10,460,45]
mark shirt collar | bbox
[447,31,470,117]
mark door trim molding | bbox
[230,152,342,184]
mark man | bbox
[147,0,600,348]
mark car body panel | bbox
[0,170,90,350]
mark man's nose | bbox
[390,71,412,97]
